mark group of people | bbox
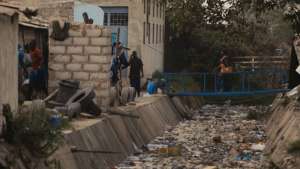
[18,40,46,101]
[111,42,144,97]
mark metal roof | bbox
[0,2,48,29]
[0,5,18,17]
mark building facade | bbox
[38,0,165,77]
[82,0,165,77]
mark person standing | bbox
[29,40,46,99]
[129,51,144,97]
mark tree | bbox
[163,0,294,72]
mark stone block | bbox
[73,37,89,45]
[84,46,101,54]
[101,64,111,72]
[54,55,71,63]
[66,64,82,71]
[89,55,110,64]
[50,46,65,54]
[81,81,101,88]
[95,90,110,97]
[90,73,109,80]
[49,63,64,71]
[51,38,72,46]
[90,37,111,46]
[86,29,102,37]
[69,30,82,37]
[101,47,111,55]
[100,81,110,89]
[102,28,112,37]
[72,55,88,63]
[55,72,72,80]
[84,64,101,72]
[67,46,83,54]
[73,72,89,80]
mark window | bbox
[156,24,158,44]
[156,1,159,18]
[104,13,108,25]
[162,25,164,43]
[144,0,147,14]
[152,23,155,44]
[159,25,161,43]
[110,13,128,26]
[153,0,155,17]
[148,0,151,15]
[160,3,162,18]
[101,7,128,26]
[148,23,150,44]
[143,22,146,44]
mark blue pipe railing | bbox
[163,68,289,96]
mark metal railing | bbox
[164,69,289,96]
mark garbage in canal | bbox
[251,143,266,151]
[116,104,269,169]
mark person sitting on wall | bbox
[82,12,94,24]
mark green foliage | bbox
[5,102,63,158]
[163,0,294,72]
[152,70,164,80]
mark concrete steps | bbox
[53,95,203,169]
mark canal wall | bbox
[265,92,300,169]
[53,95,203,169]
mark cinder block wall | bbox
[49,23,112,107]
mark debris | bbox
[251,143,266,151]
[116,104,268,169]
[45,80,102,118]
[70,146,121,154]
[212,135,222,143]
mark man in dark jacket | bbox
[129,51,144,97]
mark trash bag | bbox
[50,20,70,41]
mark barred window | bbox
[152,23,155,44]
[104,13,108,25]
[110,13,128,26]
[144,0,147,14]
[153,0,155,17]
[148,23,151,44]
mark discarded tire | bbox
[66,88,101,115]
[55,80,80,104]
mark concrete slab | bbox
[53,95,203,169]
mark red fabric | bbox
[30,48,42,70]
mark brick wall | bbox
[49,23,112,107]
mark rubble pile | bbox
[116,104,270,169]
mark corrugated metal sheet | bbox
[0,2,48,29]
[0,6,18,16]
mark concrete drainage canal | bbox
[115,103,270,169]
[49,93,300,169]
